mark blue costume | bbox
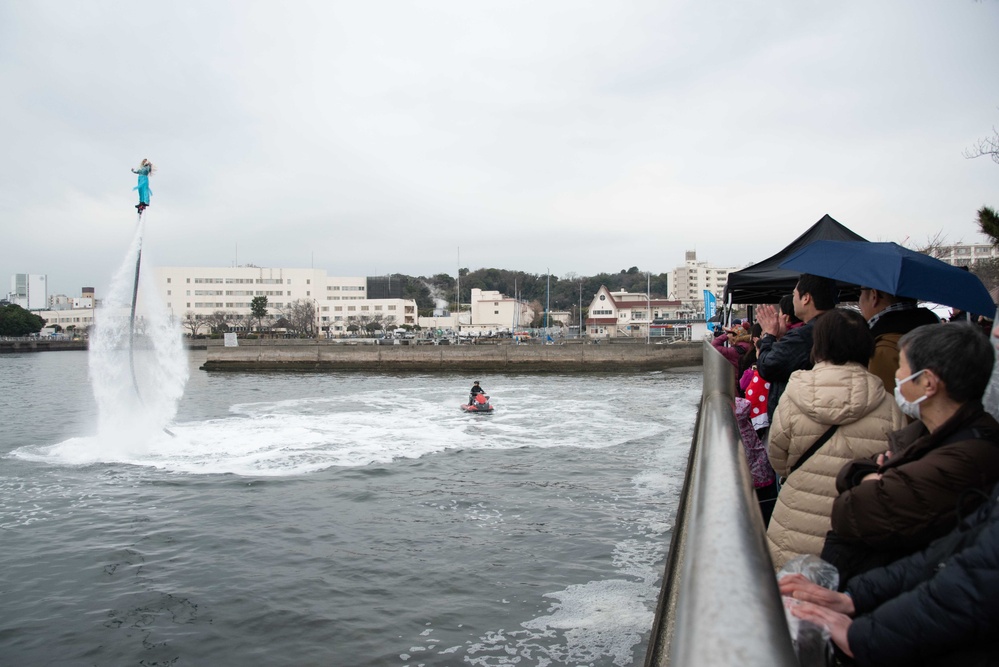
[132,164,152,206]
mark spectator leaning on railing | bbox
[780,478,999,666]
[823,322,999,582]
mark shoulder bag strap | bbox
[788,424,840,475]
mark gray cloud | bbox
[2,0,998,297]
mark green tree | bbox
[0,304,46,336]
[978,205,999,246]
[250,296,268,332]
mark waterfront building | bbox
[417,288,535,335]
[585,285,683,339]
[671,251,739,312]
[466,288,534,333]
[7,273,48,311]
[152,266,417,335]
[34,287,97,334]
[35,307,95,333]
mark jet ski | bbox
[461,394,494,413]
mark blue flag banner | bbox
[703,290,717,331]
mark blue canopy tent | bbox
[779,240,996,317]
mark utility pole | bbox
[545,269,550,331]
[456,246,460,345]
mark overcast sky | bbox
[2,1,998,297]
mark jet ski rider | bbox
[469,381,486,406]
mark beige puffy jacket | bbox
[766,361,906,570]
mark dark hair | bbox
[795,274,838,311]
[810,309,873,366]
[779,294,803,325]
[738,326,762,376]
[898,322,993,403]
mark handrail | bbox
[644,341,798,666]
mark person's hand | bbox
[861,472,883,482]
[778,574,856,615]
[757,304,782,337]
[875,451,892,467]
[788,600,854,658]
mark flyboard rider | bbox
[132,159,155,214]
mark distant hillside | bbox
[377,267,672,317]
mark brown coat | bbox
[830,402,999,563]
[867,307,940,392]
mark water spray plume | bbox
[88,213,188,448]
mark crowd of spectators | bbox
[714,273,999,665]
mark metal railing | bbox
[644,341,798,666]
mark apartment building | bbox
[7,273,48,310]
[671,251,738,309]
[931,243,999,267]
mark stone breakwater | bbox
[200,340,703,373]
[0,339,87,353]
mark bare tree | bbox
[204,310,236,334]
[286,299,317,336]
[183,311,204,337]
[964,126,999,165]
[971,257,999,295]
[905,231,954,259]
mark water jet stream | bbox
[88,212,188,447]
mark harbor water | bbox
[0,350,699,666]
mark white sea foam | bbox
[13,380,667,476]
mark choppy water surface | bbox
[0,350,699,666]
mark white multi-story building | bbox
[467,288,533,332]
[931,243,999,267]
[671,251,738,309]
[37,308,96,331]
[585,285,683,339]
[152,266,417,334]
[33,288,96,333]
[8,273,48,310]
[417,288,534,334]
[48,294,73,310]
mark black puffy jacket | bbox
[756,319,815,421]
[845,481,999,666]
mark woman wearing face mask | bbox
[821,322,999,583]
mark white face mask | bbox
[894,369,927,420]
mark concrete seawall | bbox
[201,340,703,373]
[0,339,87,353]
